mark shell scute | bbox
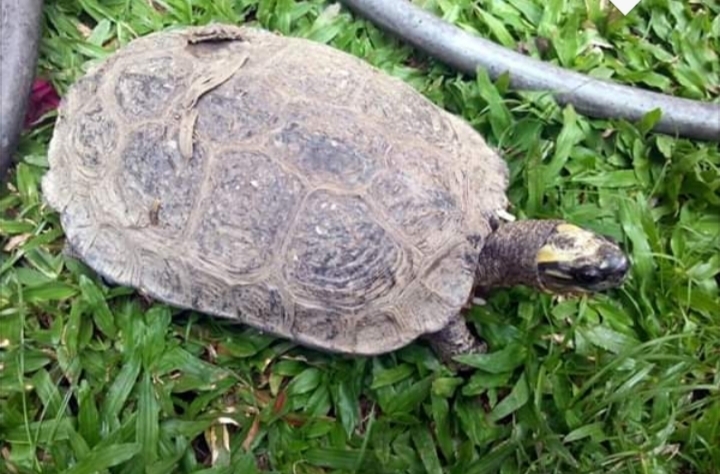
[282,190,411,312]
[192,149,306,276]
[119,122,207,232]
[194,74,285,144]
[270,104,388,190]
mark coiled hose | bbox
[339,0,720,143]
[1,0,44,182]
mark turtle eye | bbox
[574,267,602,284]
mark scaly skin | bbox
[425,219,629,366]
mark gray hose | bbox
[1,0,44,181]
[339,0,720,143]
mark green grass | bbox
[2,0,719,472]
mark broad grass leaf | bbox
[570,169,639,188]
[77,381,101,448]
[64,443,141,474]
[564,422,607,443]
[86,19,112,46]
[102,352,142,424]
[474,8,516,47]
[619,195,656,288]
[505,0,543,25]
[23,281,77,304]
[137,372,160,464]
[154,346,231,387]
[304,447,366,471]
[382,376,432,416]
[79,275,116,338]
[465,440,516,474]
[544,105,584,183]
[453,342,527,373]
[430,394,453,461]
[411,425,442,474]
[475,69,513,140]
[370,364,414,389]
[430,376,463,398]
[286,367,322,396]
[488,371,530,422]
[31,368,64,418]
[3,418,75,443]
[462,371,514,396]
[333,378,360,438]
[15,163,40,205]
[578,325,640,354]
[0,219,36,234]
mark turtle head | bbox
[475,219,629,295]
[535,223,629,294]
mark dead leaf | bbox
[242,415,260,451]
[3,233,31,252]
[273,390,287,414]
[204,423,231,466]
[76,22,92,38]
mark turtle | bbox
[41,24,630,365]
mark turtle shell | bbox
[42,24,510,355]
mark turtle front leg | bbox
[425,315,487,369]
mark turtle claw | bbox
[496,209,516,222]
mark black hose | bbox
[339,0,720,143]
[1,0,44,182]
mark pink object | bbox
[24,79,60,129]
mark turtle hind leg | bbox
[424,314,487,369]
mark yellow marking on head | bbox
[536,224,606,264]
[536,246,562,264]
